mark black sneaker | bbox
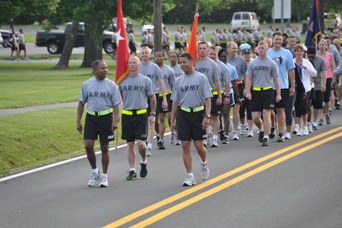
[126,170,137,180]
[219,130,225,141]
[157,139,165,149]
[262,138,269,146]
[269,124,277,139]
[140,163,148,178]
[258,131,264,143]
[156,134,160,142]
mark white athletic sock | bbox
[148,143,153,149]
[92,168,99,174]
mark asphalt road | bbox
[1,109,342,228]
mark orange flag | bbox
[115,0,130,84]
[186,13,199,65]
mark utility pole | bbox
[153,0,163,53]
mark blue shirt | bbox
[267,48,295,89]
[226,63,238,94]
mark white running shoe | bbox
[247,130,254,138]
[303,126,309,136]
[232,131,239,140]
[169,133,175,144]
[147,147,152,157]
[296,128,303,136]
[99,174,108,188]
[239,125,246,136]
[285,132,291,140]
[88,171,100,187]
[200,162,210,180]
[183,174,196,186]
[207,131,213,145]
[293,124,299,134]
[307,123,313,133]
[211,138,218,147]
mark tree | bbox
[54,20,79,69]
[153,0,163,53]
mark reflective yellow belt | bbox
[87,108,113,116]
[158,91,172,97]
[122,108,147,115]
[252,86,272,91]
[212,89,225,95]
[180,106,204,113]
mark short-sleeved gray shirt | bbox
[171,71,212,108]
[159,65,175,92]
[227,55,247,81]
[195,58,220,90]
[170,64,183,78]
[312,56,328,90]
[79,77,122,111]
[139,62,163,93]
[119,74,154,110]
[246,57,279,87]
[216,59,232,88]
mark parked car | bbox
[0,29,10,47]
[324,12,342,31]
[35,22,115,54]
[141,23,165,34]
[231,11,260,32]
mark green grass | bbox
[0,107,124,175]
[0,62,123,175]
[0,62,117,109]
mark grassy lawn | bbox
[0,62,123,176]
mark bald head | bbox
[128,56,140,75]
[333,38,341,49]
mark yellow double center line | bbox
[104,127,342,228]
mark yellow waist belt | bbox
[212,89,225,95]
[180,106,204,113]
[158,91,172,97]
[252,86,272,91]
[122,108,147,115]
[87,108,113,116]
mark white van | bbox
[231,12,260,32]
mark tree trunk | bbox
[80,21,103,68]
[153,0,163,53]
[54,20,79,69]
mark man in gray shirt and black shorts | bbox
[119,56,157,180]
[171,53,212,187]
[77,60,121,188]
[244,41,281,146]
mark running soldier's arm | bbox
[170,101,179,132]
[76,101,85,134]
[112,104,120,130]
[288,68,295,95]
[273,76,281,102]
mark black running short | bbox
[121,113,148,142]
[177,109,207,141]
[250,89,275,112]
[84,113,114,142]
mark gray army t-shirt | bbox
[159,65,175,92]
[79,77,122,111]
[119,74,154,110]
[195,58,220,90]
[216,59,232,88]
[227,55,247,81]
[312,56,328,91]
[170,64,183,78]
[171,71,212,108]
[139,62,163,93]
[246,57,279,87]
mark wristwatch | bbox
[205,114,211,118]
[150,112,156,116]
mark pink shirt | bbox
[324,52,333,79]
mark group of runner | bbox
[77,26,342,188]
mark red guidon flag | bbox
[186,13,199,66]
[115,0,130,84]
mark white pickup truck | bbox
[324,12,341,32]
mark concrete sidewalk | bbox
[0,102,78,116]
